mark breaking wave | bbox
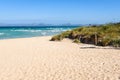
[0,33,5,36]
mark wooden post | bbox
[95,32,97,45]
[79,35,81,42]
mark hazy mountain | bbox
[0,23,82,27]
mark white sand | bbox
[0,36,120,80]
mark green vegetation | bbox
[73,39,81,43]
[112,39,120,47]
[51,22,120,47]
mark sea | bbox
[0,26,78,39]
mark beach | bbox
[0,36,120,80]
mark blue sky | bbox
[0,0,120,24]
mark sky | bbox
[0,0,120,24]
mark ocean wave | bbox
[0,33,5,36]
[10,28,70,35]
[46,28,64,30]
[11,29,68,33]
[41,32,47,36]
[50,29,68,33]
[11,30,42,32]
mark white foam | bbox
[0,33,5,35]
[11,30,42,32]
[41,32,47,36]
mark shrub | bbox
[112,39,120,47]
[60,31,71,38]
[69,31,80,39]
[101,36,112,46]
[50,35,63,41]
[73,39,80,43]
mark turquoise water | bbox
[0,26,78,39]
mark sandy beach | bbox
[0,36,120,80]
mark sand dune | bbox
[0,36,120,80]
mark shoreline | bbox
[0,36,119,49]
[0,36,120,80]
[0,35,52,41]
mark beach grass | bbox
[51,22,120,47]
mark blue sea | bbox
[0,26,78,39]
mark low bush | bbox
[112,39,120,47]
[73,39,81,43]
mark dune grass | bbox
[51,22,120,47]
